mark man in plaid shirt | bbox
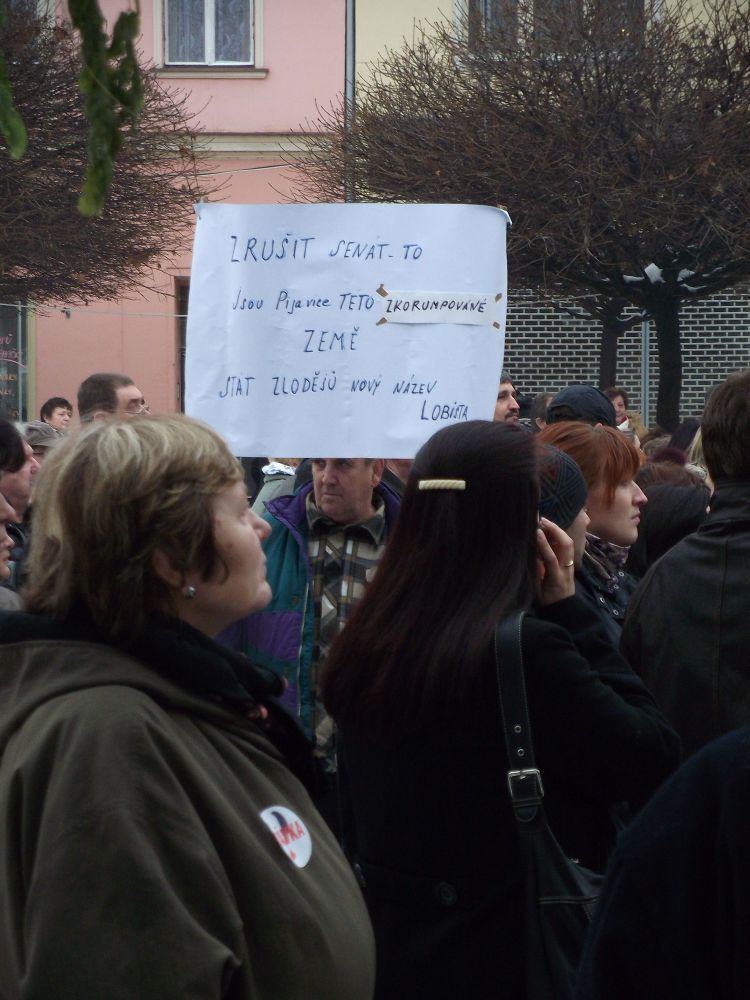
[219,457,401,824]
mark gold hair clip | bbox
[418,479,467,491]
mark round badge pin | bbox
[260,806,313,868]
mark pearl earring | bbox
[183,584,196,599]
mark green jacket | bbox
[0,619,375,999]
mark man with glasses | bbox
[77,373,148,423]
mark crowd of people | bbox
[0,365,748,997]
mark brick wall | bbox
[504,284,750,427]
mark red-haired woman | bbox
[538,421,646,643]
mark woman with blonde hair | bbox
[0,415,374,999]
[538,421,646,642]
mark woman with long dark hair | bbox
[322,420,679,1000]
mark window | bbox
[0,303,28,422]
[603,0,644,42]
[165,0,253,65]
[534,0,644,43]
[468,0,518,48]
[466,0,644,49]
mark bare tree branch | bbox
[288,0,750,427]
[0,3,217,305]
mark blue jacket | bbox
[219,480,401,736]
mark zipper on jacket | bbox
[296,581,309,725]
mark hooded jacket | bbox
[0,611,375,1000]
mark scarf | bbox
[583,533,630,594]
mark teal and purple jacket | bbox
[218,480,401,737]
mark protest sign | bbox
[185,203,509,457]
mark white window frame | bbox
[157,0,264,68]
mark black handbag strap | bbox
[494,611,544,824]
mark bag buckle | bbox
[507,768,544,803]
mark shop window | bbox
[0,303,28,422]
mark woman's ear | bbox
[151,548,185,590]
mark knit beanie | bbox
[538,444,588,529]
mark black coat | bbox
[576,727,750,1000]
[621,479,750,759]
[339,596,681,1000]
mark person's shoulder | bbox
[683,726,750,787]
[33,678,169,737]
[0,588,22,611]
[6,673,179,793]
[521,604,580,651]
[265,482,311,528]
[630,531,695,601]
[377,471,404,503]
[376,477,402,520]
[616,727,750,866]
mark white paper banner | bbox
[185,203,509,458]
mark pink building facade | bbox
[6,0,344,422]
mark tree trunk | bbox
[652,295,682,432]
[597,300,624,388]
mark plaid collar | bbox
[305,492,386,545]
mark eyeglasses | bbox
[125,400,150,414]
